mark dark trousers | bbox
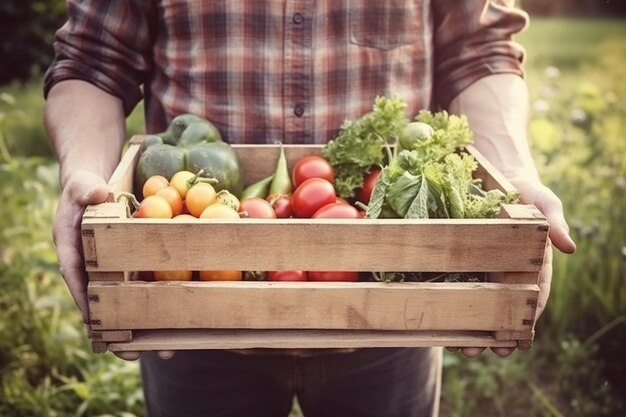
[140,347,441,417]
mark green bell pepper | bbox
[134,114,244,198]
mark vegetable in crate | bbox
[366,110,518,220]
[135,114,244,198]
[322,96,408,199]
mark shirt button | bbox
[292,13,303,24]
[293,104,305,117]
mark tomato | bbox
[169,170,196,199]
[133,195,173,218]
[268,271,308,281]
[292,155,334,188]
[291,178,336,218]
[172,214,196,220]
[142,175,169,198]
[335,197,350,205]
[186,182,217,217]
[270,195,293,218]
[154,270,193,281]
[312,202,360,218]
[355,168,381,205]
[200,203,240,219]
[199,270,242,281]
[308,271,359,282]
[156,185,184,216]
[240,197,277,218]
[215,190,241,211]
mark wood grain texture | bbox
[81,217,548,272]
[106,329,519,351]
[466,145,517,194]
[88,281,538,332]
[107,142,142,198]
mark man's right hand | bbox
[54,170,175,361]
[54,170,110,324]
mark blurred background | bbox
[0,1,624,416]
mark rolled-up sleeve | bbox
[43,1,155,115]
[432,0,528,108]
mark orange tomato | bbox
[154,270,193,281]
[156,185,184,216]
[186,183,217,217]
[199,270,242,281]
[133,195,173,218]
[199,203,240,219]
[142,175,169,198]
[169,170,196,199]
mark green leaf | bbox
[406,174,429,219]
[365,167,392,219]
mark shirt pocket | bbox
[349,0,422,50]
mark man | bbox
[44,1,576,416]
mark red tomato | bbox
[269,195,293,218]
[335,197,350,205]
[355,168,381,205]
[312,202,360,218]
[292,178,336,218]
[268,271,308,281]
[308,271,359,282]
[240,197,277,218]
[292,156,334,188]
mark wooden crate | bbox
[82,135,549,353]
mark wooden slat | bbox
[83,202,128,219]
[81,217,548,272]
[89,330,133,342]
[106,141,143,198]
[88,281,538,332]
[106,329,518,351]
[499,204,548,221]
[489,272,539,285]
[87,272,127,282]
[466,145,517,194]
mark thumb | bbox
[533,186,576,254]
[66,170,110,205]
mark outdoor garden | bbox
[0,1,624,416]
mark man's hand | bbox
[453,181,576,358]
[54,170,110,323]
[54,169,175,361]
[447,74,577,358]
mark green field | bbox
[1,17,625,417]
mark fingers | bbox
[112,350,176,361]
[460,347,485,358]
[535,242,553,321]
[532,186,576,254]
[447,347,516,358]
[113,351,142,361]
[157,350,176,360]
[53,171,110,323]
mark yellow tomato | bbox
[199,203,240,219]
[142,175,169,198]
[186,183,217,217]
[169,171,196,199]
[172,214,197,220]
[133,195,173,218]
[156,185,184,216]
[199,270,242,281]
[214,190,241,212]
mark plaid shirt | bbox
[44,0,527,145]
